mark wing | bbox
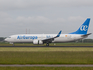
[42,30,62,43]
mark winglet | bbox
[56,30,62,37]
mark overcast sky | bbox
[0,0,93,38]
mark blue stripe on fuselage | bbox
[17,36,38,40]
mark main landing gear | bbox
[46,43,49,46]
[13,43,14,46]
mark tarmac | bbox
[0,64,93,67]
[0,46,93,47]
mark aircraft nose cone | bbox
[4,38,8,42]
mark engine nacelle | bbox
[33,40,43,44]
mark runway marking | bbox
[0,65,93,67]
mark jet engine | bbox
[33,40,43,44]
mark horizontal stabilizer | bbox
[81,33,92,37]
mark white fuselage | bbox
[5,34,85,43]
[4,18,91,45]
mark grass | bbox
[0,67,93,70]
[1,47,93,51]
[0,51,93,64]
[0,44,93,70]
[0,47,93,64]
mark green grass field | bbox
[0,46,93,70]
[0,47,93,64]
[0,67,93,70]
[0,51,93,64]
[1,47,93,51]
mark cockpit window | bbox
[8,37,11,38]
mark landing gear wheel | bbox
[13,43,14,46]
[46,43,49,46]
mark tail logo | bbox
[80,25,88,31]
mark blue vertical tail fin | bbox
[69,18,90,35]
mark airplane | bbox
[5,18,91,46]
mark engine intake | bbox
[33,40,43,44]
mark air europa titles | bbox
[17,36,38,40]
